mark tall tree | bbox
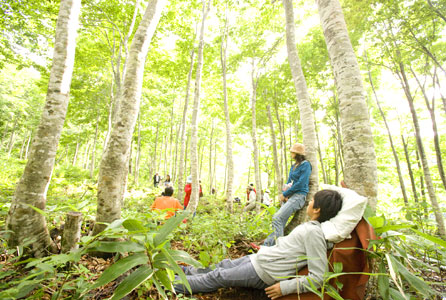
[316,0,378,208]
[282,0,319,230]
[6,0,81,257]
[93,0,167,235]
[187,0,211,213]
[176,49,195,201]
[220,2,234,211]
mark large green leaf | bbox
[152,277,168,300]
[122,219,146,232]
[378,261,390,299]
[390,256,433,296]
[154,212,189,246]
[410,228,446,249]
[375,224,414,234]
[154,269,173,291]
[88,241,145,253]
[110,265,153,300]
[170,249,202,268]
[161,248,192,294]
[89,253,147,290]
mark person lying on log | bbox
[174,189,343,299]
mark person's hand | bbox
[265,283,282,299]
[279,194,285,202]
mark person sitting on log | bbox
[174,189,343,299]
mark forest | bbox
[0,0,445,299]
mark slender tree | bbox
[187,0,211,213]
[6,0,81,257]
[220,2,234,211]
[93,0,167,235]
[282,0,319,230]
[177,49,195,201]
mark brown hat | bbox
[290,143,305,155]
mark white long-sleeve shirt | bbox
[250,221,327,295]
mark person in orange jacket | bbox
[151,186,183,219]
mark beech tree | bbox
[93,0,167,235]
[316,0,378,208]
[6,0,81,257]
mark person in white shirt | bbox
[243,185,257,212]
[263,189,271,207]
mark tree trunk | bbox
[177,49,195,202]
[250,59,262,213]
[83,141,90,169]
[153,121,159,175]
[315,117,327,184]
[410,67,446,190]
[220,5,234,211]
[93,0,167,235]
[7,115,18,157]
[90,99,100,178]
[134,112,141,185]
[19,132,28,159]
[274,101,286,185]
[168,99,175,177]
[6,0,81,257]
[61,211,83,253]
[401,134,419,203]
[316,0,378,208]
[283,0,320,232]
[396,62,445,237]
[72,141,79,166]
[365,52,408,204]
[208,120,214,194]
[24,132,32,160]
[173,121,181,182]
[187,0,211,213]
[267,105,282,202]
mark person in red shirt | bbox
[151,186,183,219]
[184,176,202,209]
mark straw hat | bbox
[290,143,305,155]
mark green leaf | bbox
[333,262,343,274]
[122,219,146,232]
[390,256,433,296]
[160,248,191,294]
[25,204,48,217]
[110,265,153,300]
[169,249,202,268]
[199,251,211,267]
[154,212,189,247]
[89,253,147,290]
[368,216,385,229]
[388,287,407,300]
[88,241,145,253]
[378,261,390,299]
[152,277,168,300]
[154,269,173,291]
[410,228,446,249]
[375,224,414,234]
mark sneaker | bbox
[250,242,261,251]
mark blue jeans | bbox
[263,193,306,246]
[174,256,267,295]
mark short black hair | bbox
[313,190,343,223]
[164,186,174,197]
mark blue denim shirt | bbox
[283,160,311,198]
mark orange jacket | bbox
[150,196,183,219]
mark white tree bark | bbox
[93,0,167,235]
[187,0,211,213]
[250,59,262,213]
[316,0,378,208]
[283,0,319,229]
[220,5,234,211]
[6,0,81,257]
[266,105,282,202]
[176,49,195,201]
